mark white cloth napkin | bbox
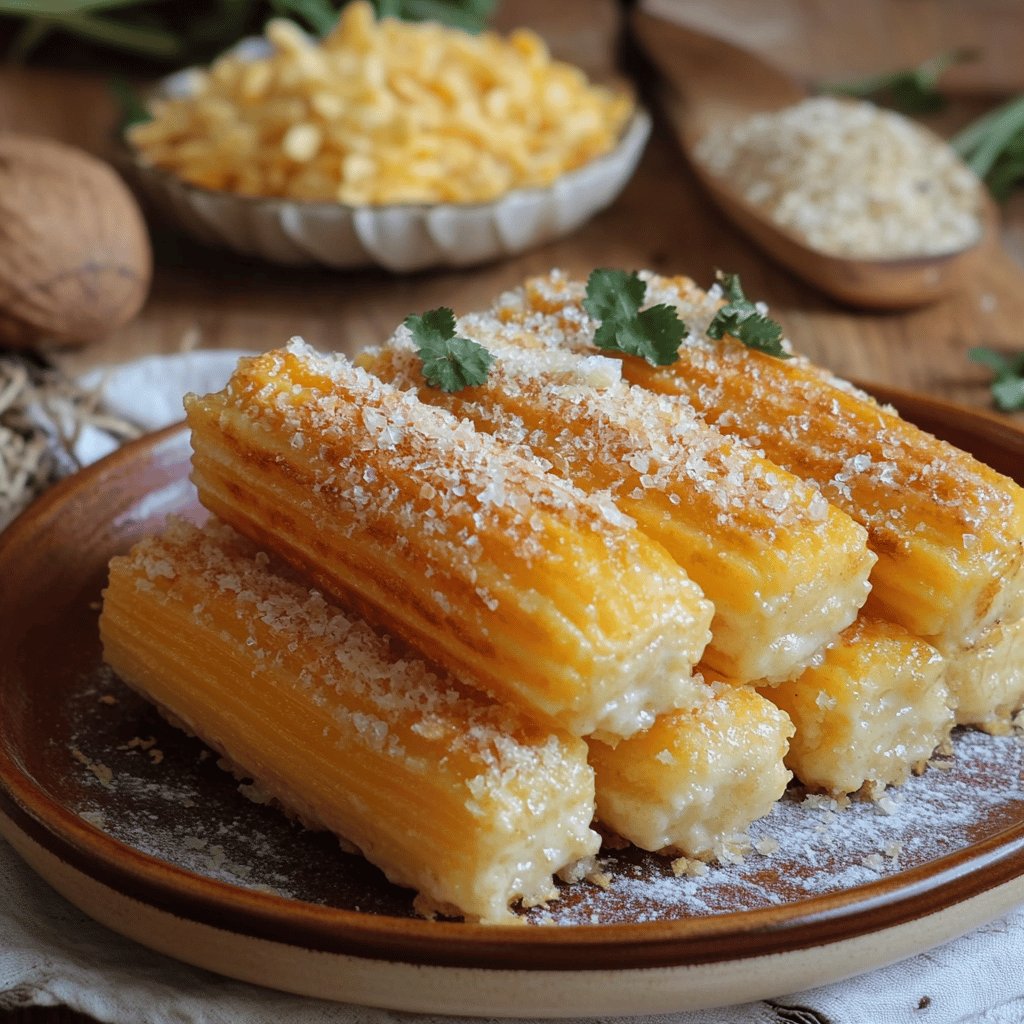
[5,833,1024,1024]
[3,350,1024,1024]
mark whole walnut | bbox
[0,134,152,348]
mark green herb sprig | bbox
[821,48,1024,202]
[952,95,1024,202]
[404,307,493,393]
[969,347,1024,412]
[583,269,687,366]
[821,47,977,115]
[706,272,789,359]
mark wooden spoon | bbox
[631,7,999,310]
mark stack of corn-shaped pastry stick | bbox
[104,337,763,920]
[489,270,1024,736]
[183,341,713,742]
[100,267,1022,921]
[358,339,875,684]
[359,289,968,794]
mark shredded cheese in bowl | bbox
[695,96,984,260]
[128,2,634,206]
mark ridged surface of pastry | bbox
[946,615,1024,733]
[490,270,1024,651]
[184,341,714,740]
[99,517,601,924]
[760,618,952,794]
[359,335,873,683]
[587,685,793,857]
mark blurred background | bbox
[0,0,1022,401]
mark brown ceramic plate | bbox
[2,385,1024,1017]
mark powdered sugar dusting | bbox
[67,661,1024,925]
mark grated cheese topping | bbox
[208,339,654,566]
[367,325,845,542]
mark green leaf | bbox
[969,346,1011,374]
[992,374,1024,412]
[821,47,976,115]
[706,271,790,359]
[717,271,745,305]
[583,268,646,324]
[33,9,184,56]
[986,151,1024,202]
[405,307,493,392]
[387,0,495,32]
[733,313,785,356]
[970,346,1024,412]
[0,0,494,65]
[584,269,686,366]
[952,94,1024,199]
[633,305,688,364]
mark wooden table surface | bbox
[3,1,1024,1022]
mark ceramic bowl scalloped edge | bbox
[122,36,651,270]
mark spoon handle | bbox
[631,6,805,144]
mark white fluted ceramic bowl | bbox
[124,39,650,271]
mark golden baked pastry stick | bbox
[587,685,793,858]
[761,617,952,794]
[184,342,714,741]
[493,271,1024,718]
[100,517,601,924]
[359,338,874,684]
[947,611,1024,733]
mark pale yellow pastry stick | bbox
[184,341,713,740]
[947,614,1024,733]
[587,685,793,858]
[359,338,874,683]
[100,517,601,924]
[761,617,952,795]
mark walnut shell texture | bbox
[0,134,152,348]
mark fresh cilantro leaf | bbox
[822,48,977,115]
[583,269,685,366]
[404,307,493,392]
[706,271,789,358]
[718,272,745,304]
[583,269,647,324]
[970,346,1024,412]
[729,312,784,354]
